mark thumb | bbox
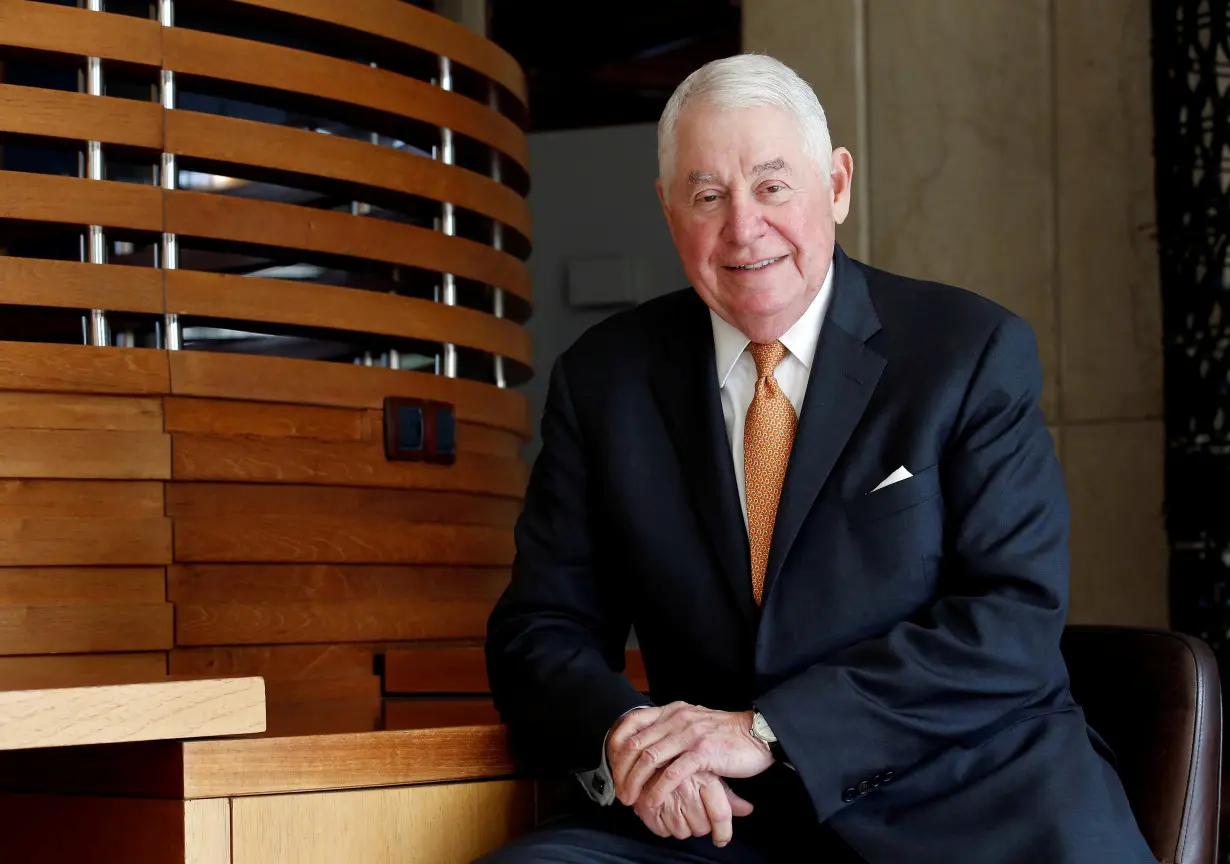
[721,780,755,817]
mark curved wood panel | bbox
[0,2,161,67]
[357,410,521,459]
[171,435,527,498]
[0,393,163,433]
[0,258,164,315]
[0,172,162,233]
[168,349,530,437]
[165,110,530,240]
[163,397,522,457]
[441,420,522,460]
[0,2,534,697]
[165,190,531,303]
[0,343,170,396]
[173,517,513,564]
[383,646,489,694]
[0,654,168,690]
[0,429,170,480]
[163,28,530,171]
[165,270,531,366]
[0,604,172,655]
[165,484,522,527]
[0,567,164,605]
[176,598,491,645]
[0,517,172,566]
[164,397,365,442]
[0,85,163,150]
[169,642,382,678]
[0,480,164,518]
[166,563,509,603]
[230,0,527,105]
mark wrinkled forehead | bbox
[667,103,811,185]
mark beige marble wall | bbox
[745,0,1167,626]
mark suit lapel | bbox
[649,294,756,624]
[763,249,886,601]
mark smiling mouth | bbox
[724,255,788,271]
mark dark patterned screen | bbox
[1153,0,1230,667]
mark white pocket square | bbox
[871,465,913,493]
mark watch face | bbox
[752,712,776,742]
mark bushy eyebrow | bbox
[686,159,788,185]
[752,157,787,175]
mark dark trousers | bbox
[476,767,868,864]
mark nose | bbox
[721,195,766,247]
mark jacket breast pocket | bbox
[845,464,941,525]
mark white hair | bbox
[657,53,833,192]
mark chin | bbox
[736,285,800,314]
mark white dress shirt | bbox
[576,259,835,806]
[711,260,835,530]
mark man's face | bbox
[657,103,852,342]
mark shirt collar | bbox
[710,259,835,388]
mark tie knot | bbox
[747,340,787,379]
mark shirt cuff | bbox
[576,727,619,805]
[576,705,648,806]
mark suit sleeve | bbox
[755,314,1070,822]
[485,355,650,775]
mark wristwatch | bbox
[750,709,787,762]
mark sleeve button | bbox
[842,787,858,803]
[857,780,871,795]
[882,771,895,784]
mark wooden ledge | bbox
[0,677,266,752]
[0,697,512,799]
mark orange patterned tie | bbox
[744,341,797,606]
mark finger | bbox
[679,778,714,838]
[610,701,689,752]
[612,702,692,787]
[620,729,698,805]
[699,775,733,847]
[642,750,702,810]
[664,799,692,841]
[637,803,671,839]
[678,777,718,836]
[608,708,664,792]
[608,706,662,752]
[721,779,755,818]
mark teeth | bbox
[732,256,782,270]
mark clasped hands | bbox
[606,702,775,847]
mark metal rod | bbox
[84,0,109,346]
[489,82,507,388]
[158,0,181,350]
[438,56,458,379]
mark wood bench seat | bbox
[0,697,533,864]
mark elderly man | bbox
[482,54,1155,863]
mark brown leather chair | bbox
[1062,625,1222,864]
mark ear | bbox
[829,147,854,225]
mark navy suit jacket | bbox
[486,248,1154,863]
